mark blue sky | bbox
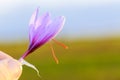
[0,0,120,41]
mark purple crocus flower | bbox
[19,8,67,64]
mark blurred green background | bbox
[1,38,120,80]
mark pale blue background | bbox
[0,0,120,42]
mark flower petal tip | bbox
[29,8,39,26]
[61,16,66,21]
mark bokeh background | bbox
[1,0,120,80]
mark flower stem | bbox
[19,50,30,60]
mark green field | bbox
[1,38,120,80]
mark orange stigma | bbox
[49,43,59,64]
[52,39,68,49]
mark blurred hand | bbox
[0,51,22,80]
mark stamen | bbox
[49,43,59,64]
[52,39,68,49]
